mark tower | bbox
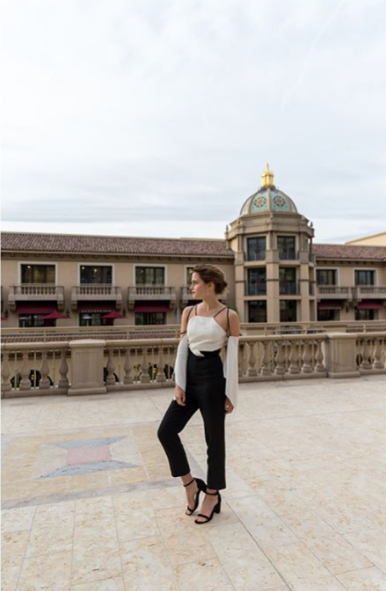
[225,165,315,323]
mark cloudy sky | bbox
[2,0,386,243]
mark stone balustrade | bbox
[2,332,385,398]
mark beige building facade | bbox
[1,165,386,329]
[346,231,386,247]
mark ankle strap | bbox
[205,490,219,495]
[183,478,195,487]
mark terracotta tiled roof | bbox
[1,232,233,258]
[2,232,386,262]
[313,243,386,261]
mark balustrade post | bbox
[260,341,271,376]
[372,338,384,370]
[301,340,313,374]
[20,352,32,391]
[140,346,150,383]
[123,348,133,384]
[359,338,372,370]
[247,341,258,376]
[1,351,12,394]
[274,340,286,375]
[39,351,51,390]
[156,346,166,383]
[106,347,118,386]
[58,349,69,390]
[288,341,300,374]
[314,339,326,373]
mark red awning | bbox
[357,301,384,310]
[102,311,126,319]
[77,302,114,313]
[134,303,169,313]
[318,301,342,310]
[17,304,56,315]
[42,311,68,320]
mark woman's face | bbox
[190,272,213,299]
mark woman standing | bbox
[157,264,240,524]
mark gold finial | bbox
[261,163,275,187]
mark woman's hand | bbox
[174,385,186,406]
[224,396,234,414]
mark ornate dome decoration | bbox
[240,164,298,216]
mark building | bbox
[346,232,386,247]
[1,165,386,329]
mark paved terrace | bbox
[2,375,386,591]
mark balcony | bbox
[279,281,300,295]
[355,285,386,299]
[71,284,123,311]
[128,285,177,310]
[8,284,65,312]
[316,285,353,299]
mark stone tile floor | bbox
[1,374,386,591]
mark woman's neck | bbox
[199,297,222,312]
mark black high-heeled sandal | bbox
[184,477,206,516]
[194,490,222,524]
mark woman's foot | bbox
[195,490,220,523]
[184,479,200,515]
[183,477,206,515]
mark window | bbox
[79,313,113,326]
[280,300,297,322]
[247,268,266,295]
[355,309,376,321]
[248,301,267,323]
[135,312,166,325]
[355,270,375,286]
[80,266,112,284]
[136,267,165,285]
[18,315,55,328]
[247,237,266,261]
[317,309,340,322]
[277,236,296,260]
[279,268,297,294]
[21,264,55,284]
[316,270,337,285]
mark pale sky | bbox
[2,0,386,243]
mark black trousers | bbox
[157,348,227,490]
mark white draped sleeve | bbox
[223,336,239,409]
[174,335,188,392]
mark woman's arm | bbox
[174,306,193,405]
[224,310,240,413]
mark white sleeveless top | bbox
[187,307,228,357]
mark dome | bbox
[240,164,298,216]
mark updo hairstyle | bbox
[191,264,228,295]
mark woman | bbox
[157,264,240,524]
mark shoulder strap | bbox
[180,306,194,335]
[213,306,227,318]
[227,307,230,336]
[195,304,198,315]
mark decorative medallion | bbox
[255,196,267,208]
[273,195,286,207]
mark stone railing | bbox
[2,332,385,398]
[316,285,353,298]
[3,320,386,344]
[355,286,386,298]
[71,285,123,310]
[8,284,65,311]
